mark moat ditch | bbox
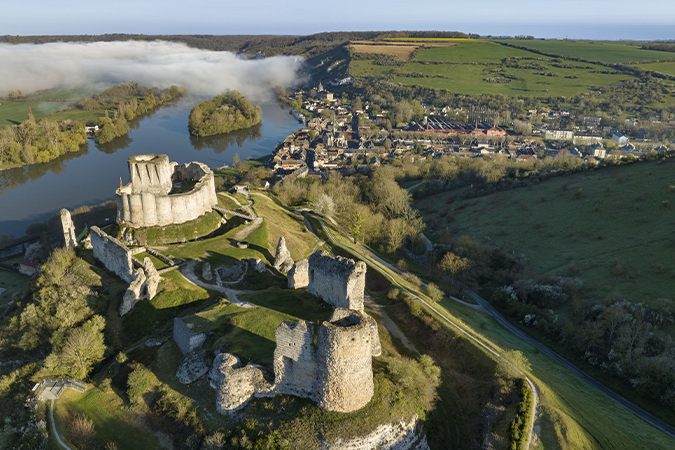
[0,100,300,237]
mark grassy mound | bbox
[121,211,223,246]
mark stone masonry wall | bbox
[116,155,217,228]
[308,251,366,311]
[316,308,374,412]
[173,318,207,355]
[59,209,77,249]
[287,258,309,289]
[273,321,317,400]
[90,226,134,283]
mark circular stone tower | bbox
[316,308,374,412]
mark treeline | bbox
[642,43,675,53]
[0,31,464,58]
[0,248,108,449]
[274,166,423,255]
[76,82,184,143]
[0,108,86,166]
[188,91,261,137]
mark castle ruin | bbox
[116,154,217,228]
[273,308,380,413]
[90,226,161,315]
[308,251,366,311]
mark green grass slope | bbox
[416,160,675,308]
[499,40,675,63]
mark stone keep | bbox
[274,321,317,400]
[116,154,217,228]
[272,309,380,413]
[90,226,134,283]
[59,209,77,249]
[308,251,366,311]
[317,309,375,412]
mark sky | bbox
[2,0,675,40]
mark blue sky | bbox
[3,0,675,40]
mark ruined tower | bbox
[316,308,375,412]
[307,251,366,311]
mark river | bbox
[0,99,301,237]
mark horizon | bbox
[4,0,675,41]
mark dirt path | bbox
[180,260,255,308]
[366,298,419,355]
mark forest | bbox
[188,91,262,137]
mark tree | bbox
[60,324,106,379]
[438,252,471,289]
[427,283,444,302]
[314,194,335,217]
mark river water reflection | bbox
[0,99,300,237]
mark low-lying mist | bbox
[0,40,306,101]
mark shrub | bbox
[68,414,96,450]
[127,365,151,404]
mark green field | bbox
[499,39,675,63]
[415,159,675,310]
[392,60,632,97]
[0,100,71,128]
[413,40,546,63]
[47,108,107,123]
[635,61,675,76]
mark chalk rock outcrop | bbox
[59,209,77,249]
[273,236,294,273]
[308,251,366,311]
[322,415,429,450]
[287,258,309,289]
[209,352,273,414]
[176,351,210,384]
[202,262,212,281]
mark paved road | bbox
[50,400,73,450]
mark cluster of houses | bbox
[270,88,673,182]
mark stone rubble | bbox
[202,262,213,281]
[176,351,210,384]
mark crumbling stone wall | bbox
[287,258,309,289]
[308,251,366,311]
[59,209,77,249]
[90,226,134,283]
[116,154,217,228]
[273,236,294,273]
[316,308,374,412]
[323,415,430,450]
[210,352,273,414]
[273,321,317,399]
[173,318,207,355]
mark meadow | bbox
[635,61,675,76]
[499,39,675,63]
[414,159,675,310]
[0,100,71,129]
[412,40,547,63]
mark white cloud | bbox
[0,40,306,101]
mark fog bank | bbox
[0,41,306,101]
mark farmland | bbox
[498,39,675,63]
[0,100,71,129]
[635,61,675,76]
[350,41,421,60]
[350,39,635,97]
